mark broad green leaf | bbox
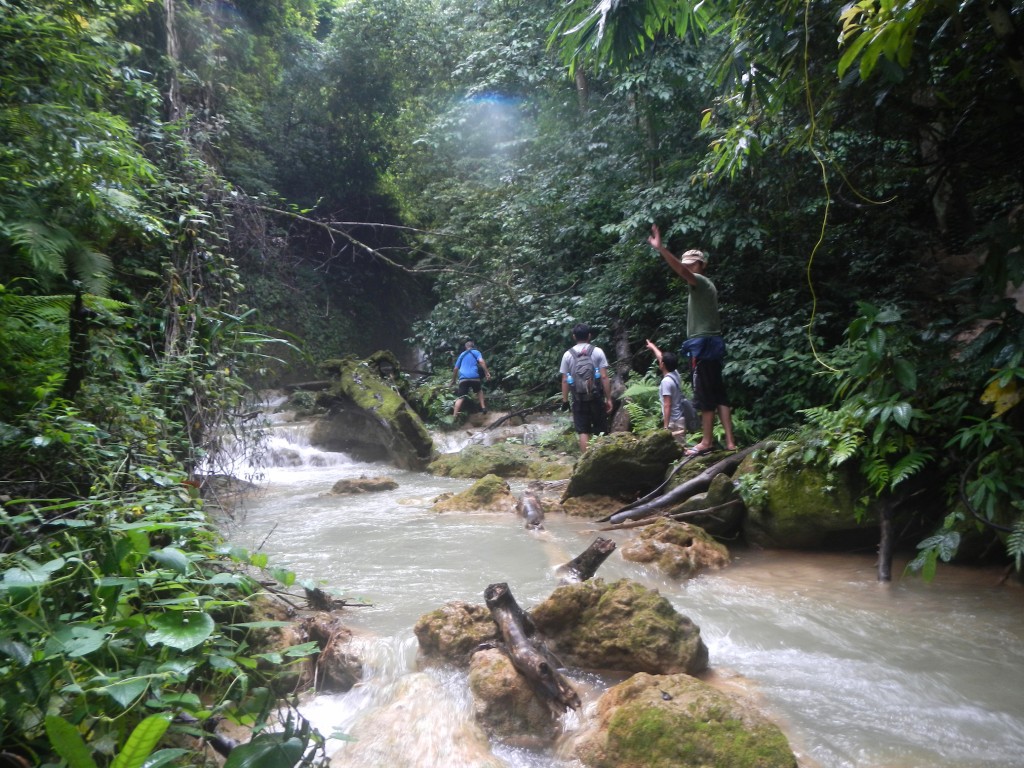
[223,733,304,768]
[892,358,916,391]
[101,676,150,708]
[145,611,214,650]
[111,714,172,768]
[3,556,65,588]
[141,748,192,768]
[891,401,913,429]
[46,625,108,658]
[45,716,99,768]
[149,547,190,574]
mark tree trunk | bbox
[601,444,760,524]
[555,537,616,582]
[484,583,580,713]
[163,0,182,121]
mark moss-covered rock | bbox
[737,441,874,549]
[574,672,797,768]
[429,441,574,481]
[311,354,434,470]
[563,431,683,501]
[325,475,398,494]
[529,579,708,675]
[621,518,730,579]
[429,443,534,478]
[413,601,498,665]
[560,494,627,519]
[432,474,518,513]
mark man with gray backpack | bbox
[559,323,612,452]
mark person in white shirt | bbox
[559,323,612,452]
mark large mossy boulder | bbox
[429,443,534,478]
[429,442,574,481]
[574,672,797,768]
[432,474,518,513]
[529,578,708,675]
[620,518,730,579]
[737,441,874,549]
[562,431,683,501]
[311,353,433,470]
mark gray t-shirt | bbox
[559,343,610,379]
[659,371,685,424]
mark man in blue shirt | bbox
[451,340,491,417]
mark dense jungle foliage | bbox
[1,0,1022,764]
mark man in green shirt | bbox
[648,224,737,455]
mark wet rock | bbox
[559,493,624,520]
[326,475,399,494]
[574,672,797,768]
[432,474,518,514]
[621,518,730,579]
[562,431,682,502]
[299,612,363,693]
[429,443,534,478]
[468,647,559,744]
[414,601,498,664]
[529,579,708,675]
[428,441,573,481]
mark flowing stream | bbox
[220,413,1024,768]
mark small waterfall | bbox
[259,423,353,469]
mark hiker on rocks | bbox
[645,339,698,445]
[648,225,737,454]
[452,340,491,417]
[559,323,612,452]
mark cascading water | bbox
[222,415,1024,768]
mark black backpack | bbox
[568,344,598,401]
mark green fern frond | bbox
[862,456,891,494]
[1007,519,1024,572]
[889,450,931,488]
[5,219,76,277]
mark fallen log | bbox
[484,583,580,713]
[555,537,617,582]
[597,499,746,531]
[517,490,545,530]
[601,444,761,525]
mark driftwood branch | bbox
[600,444,761,525]
[484,583,580,713]
[555,537,617,582]
[597,498,745,531]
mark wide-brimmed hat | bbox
[681,249,707,266]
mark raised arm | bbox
[648,225,697,286]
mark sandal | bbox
[684,446,711,457]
